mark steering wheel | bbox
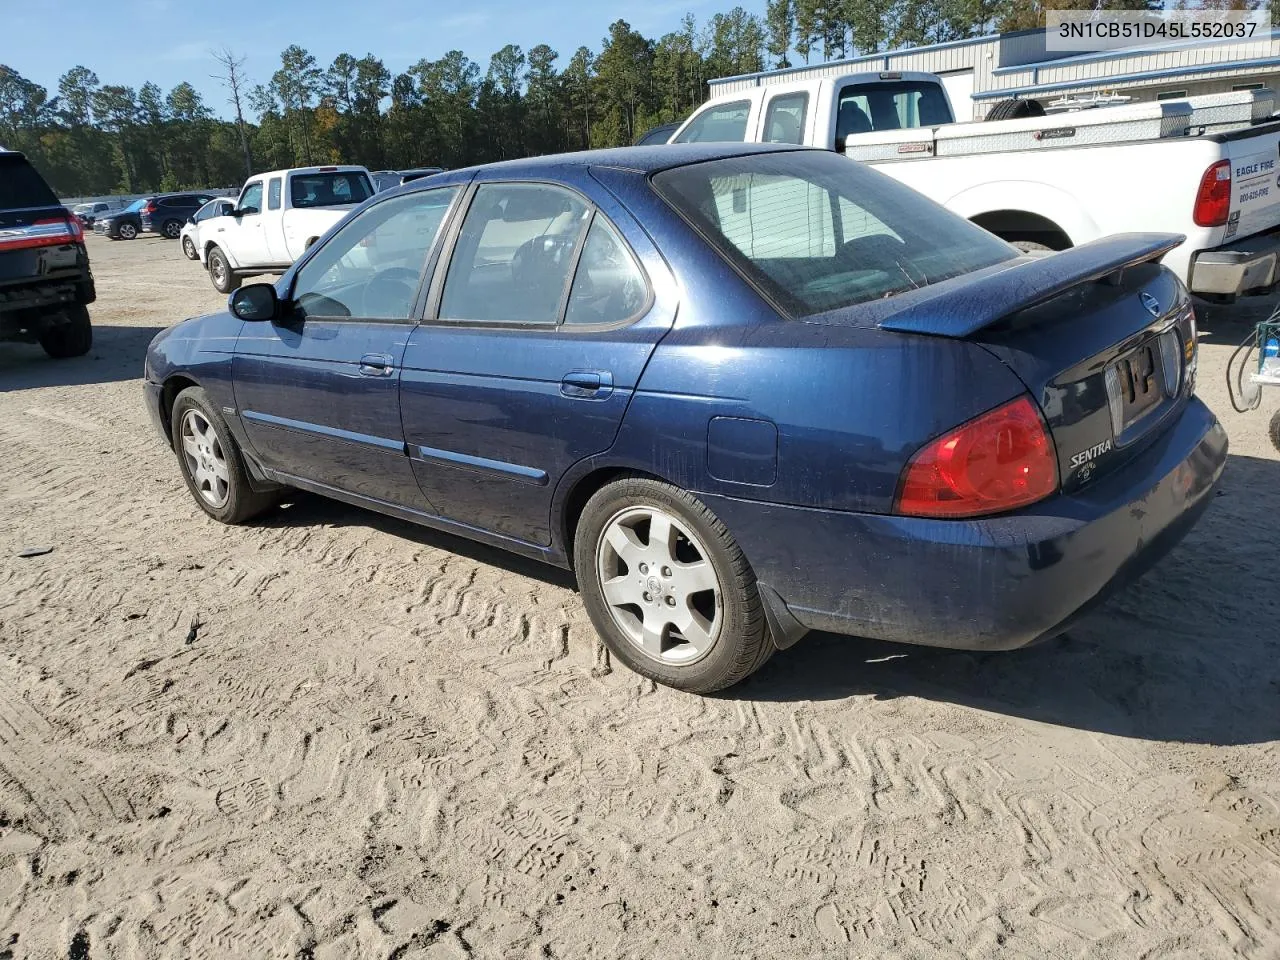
[358,266,421,318]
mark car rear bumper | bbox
[1188,226,1280,295]
[702,398,1227,651]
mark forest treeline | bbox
[0,0,1196,196]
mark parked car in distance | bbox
[141,192,217,239]
[200,165,376,293]
[372,168,445,191]
[1,149,95,358]
[676,71,1280,295]
[144,144,1227,694]
[94,198,150,240]
[181,197,234,260]
[634,121,680,145]
[72,200,122,228]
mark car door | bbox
[399,174,676,546]
[263,176,291,264]
[232,185,462,505]
[215,179,268,266]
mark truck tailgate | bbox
[1223,121,1280,241]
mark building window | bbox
[1233,82,1264,91]
[1156,89,1187,100]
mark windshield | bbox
[290,171,374,208]
[652,150,1016,318]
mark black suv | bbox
[140,193,216,239]
[0,151,94,358]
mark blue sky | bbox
[6,0,767,119]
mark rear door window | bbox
[439,182,590,325]
[763,92,808,144]
[0,154,59,209]
[673,100,752,144]
[564,216,648,326]
[267,178,282,211]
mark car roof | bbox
[426,142,810,184]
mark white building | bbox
[709,28,1280,121]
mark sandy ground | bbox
[0,234,1278,960]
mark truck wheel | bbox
[37,305,93,359]
[162,219,183,239]
[573,476,774,693]
[171,386,279,524]
[207,247,241,294]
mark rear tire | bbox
[182,236,198,260]
[37,305,93,359]
[162,219,182,239]
[170,386,278,524]
[207,246,240,294]
[573,476,773,693]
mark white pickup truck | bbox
[672,71,1280,299]
[201,165,375,293]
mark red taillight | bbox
[1193,160,1231,227]
[0,215,82,252]
[143,201,157,214]
[895,396,1059,519]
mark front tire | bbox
[37,305,92,359]
[574,477,773,693]
[118,222,138,240]
[182,236,198,260]
[207,246,241,293]
[170,386,278,524]
[1269,408,1280,453]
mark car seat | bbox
[836,101,874,142]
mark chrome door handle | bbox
[359,354,394,377]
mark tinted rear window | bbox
[290,172,374,208]
[652,150,1016,317]
[0,154,59,209]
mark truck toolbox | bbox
[932,101,1191,157]
[1186,89,1276,135]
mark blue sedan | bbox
[143,144,1227,693]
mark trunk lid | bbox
[812,234,1197,493]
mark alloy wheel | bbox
[595,505,723,666]
[180,409,230,508]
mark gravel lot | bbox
[1,234,1278,959]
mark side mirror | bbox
[229,283,279,322]
[187,216,195,225]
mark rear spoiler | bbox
[878,233,1184,338]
